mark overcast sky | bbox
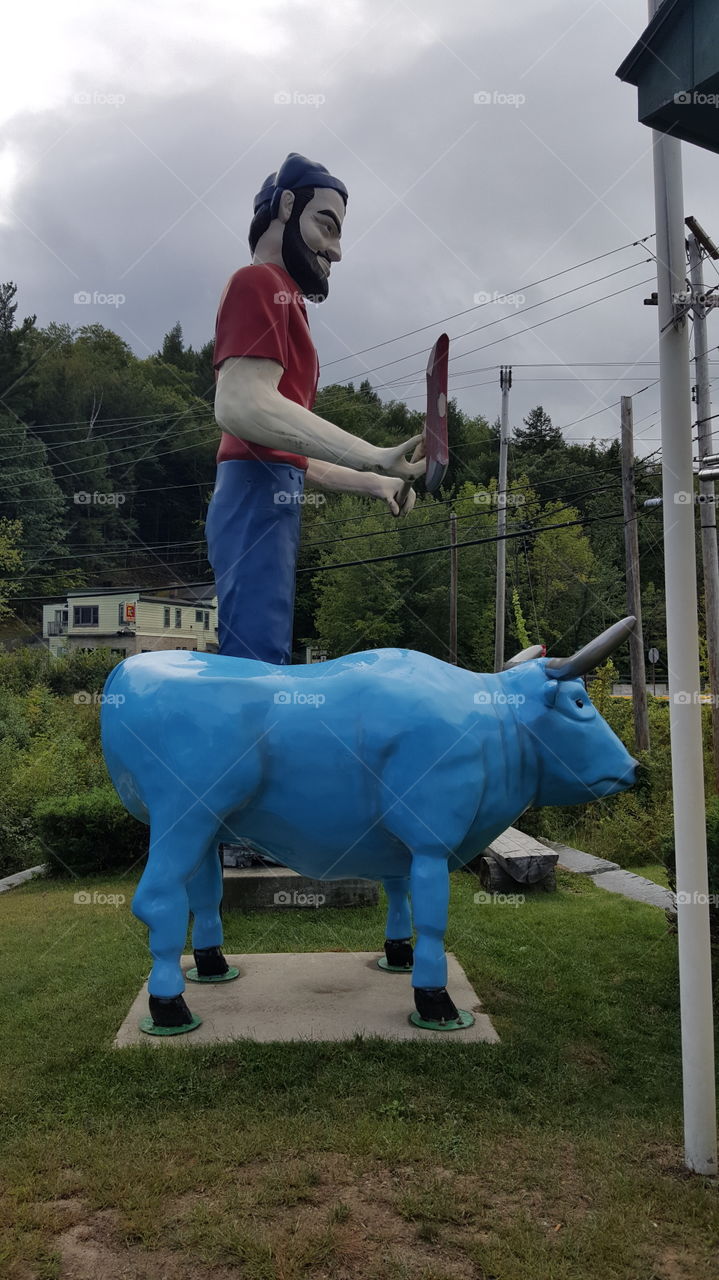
[3,0,719,456]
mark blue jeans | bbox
[205,460,305,664]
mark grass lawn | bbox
[631,864,671,889]
[1,867,717,1280]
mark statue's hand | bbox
[370,474,417,517]
[375,434,427,481]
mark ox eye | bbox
[575,698,584,708]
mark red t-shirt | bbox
[213,263,319,469]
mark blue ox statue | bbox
[101,616,638,1034]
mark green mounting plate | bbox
[186,965,241,984]
[139,1014,203,1037]
[408,1010,475,1032]
[377,956,413,973]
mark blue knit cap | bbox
[253,153,348,219]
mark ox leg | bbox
[381,876,413,970]
[188,845,238,981]
[410,852,466,1028]
[132,813,218,1030]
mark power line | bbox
[6,511,628,595]
[339,260,656,386]
[322,235,656,368]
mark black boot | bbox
[413,986,460,1025]
[193,945,229,978]
[148,993,196,1028]
[384,937,414,969]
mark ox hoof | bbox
[186,947,240,984]
[378,937,414,972]
[141,994,202,1036]
[410,987,474,1032]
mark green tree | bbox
[0,519,23,618]
[0,415,69,593]
[311,494,410,655]
[0,282,38,420]
[513,404,564,454]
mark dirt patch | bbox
[651,1245,712,1280]
[23,1144,718,1280]
[563,1040,612,1072]
[56,1216,242,1280]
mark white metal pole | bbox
[494,366,511,672]
[649,0,717,1174]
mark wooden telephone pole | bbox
[688,219,719,793]
[493,366,511,671]
[449,512,457,664]
[620,396,650,751]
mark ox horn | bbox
[503,644,545,670]
[545,616,636,680]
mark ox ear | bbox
[503,644,544,670]
[545,616,636,681]
[543,680,558,707]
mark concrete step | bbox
[223,866,379,911]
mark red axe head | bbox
[424,333,449,493]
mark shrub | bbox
[35,785,148,878]
[44,648,122,698]
[0,808,43,878]
[0,645,52,693]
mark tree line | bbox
[0,280,674,670]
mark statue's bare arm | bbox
[214,355,425,482]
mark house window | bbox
[204,611,210,630]
[73,606,98,627]
[174,608,182,629]
[118,603,124,624]
[163,607,170,628]
[195,609,203,623]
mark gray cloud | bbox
[3,0,719,453]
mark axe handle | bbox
[396,477,413,510]
[393,430,427,511]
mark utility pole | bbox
[449,511,457,664]
[493,366,511,672]
[649,0,717,1176]
[620,396,650,751]
[688,221,719,793]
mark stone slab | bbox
[0,864,47,894]
[486,828,558,885]
[113,952,500,1048]
[592,868,674,909]
[539,838,620,875]
[223,868,379,911]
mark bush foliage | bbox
[0,647,147,877]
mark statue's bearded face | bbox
[282,187,345,301]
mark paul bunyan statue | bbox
[101,151,639,1035]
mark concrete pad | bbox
[114,952,500,1048]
